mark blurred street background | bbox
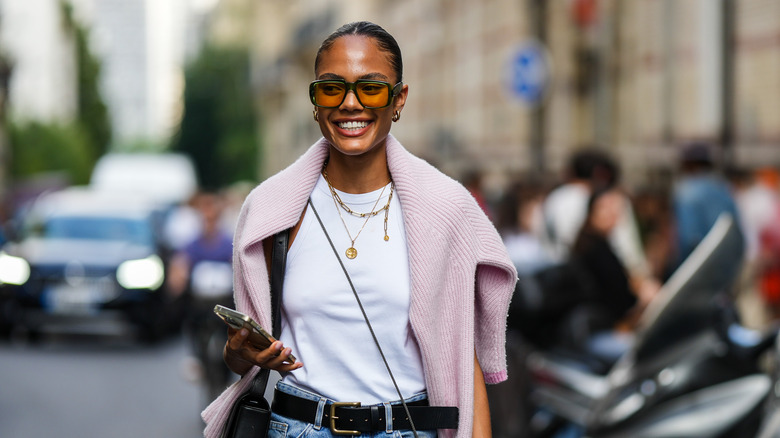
[2,0,780,437]
[0,335,203,437]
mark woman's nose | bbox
[340,89,364,110]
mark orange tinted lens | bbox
[314,82,346,107]
[356,82,389,107]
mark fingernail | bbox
[240,329,248,337]
[274,342,283,351]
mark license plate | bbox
[43,282,116,314]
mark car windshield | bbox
[43,216,154,246]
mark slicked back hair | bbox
[315,21,403,84]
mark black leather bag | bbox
[221,230,288,438]
[221,372,272,438]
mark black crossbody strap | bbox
[248,229,289,397]
[307,199,419,438]
[271,230,289,339]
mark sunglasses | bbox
[309,79,403,109]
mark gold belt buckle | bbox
[329,401,361,435]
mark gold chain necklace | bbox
[323,168,392,218]
[322,170,393,259]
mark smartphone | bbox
[213,304,296,363]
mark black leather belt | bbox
[271,389,459,435]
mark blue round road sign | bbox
[509,41,550,106]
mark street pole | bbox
[0,53,10,216]
[720,0,735,165]
[529,0,547,174]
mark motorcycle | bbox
[755,333,780,438]
[512,214,779,437]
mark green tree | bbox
[7,2,111,186]
[61,0,112,159]
[8,122,93,184]
[8,2,112,185]
[171,44,258,189]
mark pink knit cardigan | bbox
[202,135,518,438]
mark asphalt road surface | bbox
[0,334,209,438]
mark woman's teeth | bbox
[338,121,369,130]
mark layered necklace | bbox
[322,166,394,260]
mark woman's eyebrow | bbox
[359,72,390,81]
[316,72,390,81]
[318,73,343,80]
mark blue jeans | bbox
[269,382,438,438]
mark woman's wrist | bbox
[224,344,253,376]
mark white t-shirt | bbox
[279,175,426,404]
[542,182,590,260]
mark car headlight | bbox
[116,255,164,290]
[0,252,31,285]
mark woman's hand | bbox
[224,327,303,376]
[637,276,662,307]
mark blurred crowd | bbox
[166,143,780,341]
[477,142,780,338]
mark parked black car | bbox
[0,188,176,341]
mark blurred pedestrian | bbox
[491,176,553,438]
[497,177,553,275]
[463,169,494,222]
[752,168,780,320]
[728,167,778,328]
[633,186,674,282]
[218,181,255,236]
[168,191,236,400]
[670,142,741,272]
[167,192,233,298]
[202,21,517,438]
[541,149,605,259]
[570,187,657,360]
[541,147,654,290]
[727,167,774,265]
[163,194,203,252]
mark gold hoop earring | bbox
[392,111,400,122]
[313,109,319,122]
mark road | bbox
[0,334,208,438]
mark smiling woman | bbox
[202,22,518,438]
[311,32,408,169]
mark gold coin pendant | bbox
[384,236,389,241]
[345,247,358,259]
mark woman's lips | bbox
[334,120,372,137]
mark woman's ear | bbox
[393,83,409,113]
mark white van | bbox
[90,153,198,205]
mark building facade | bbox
[0,0,79,124]
[72,0,192,145]
[249,0,780,193]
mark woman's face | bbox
[590,189,624,235]
[314,35,408,158]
